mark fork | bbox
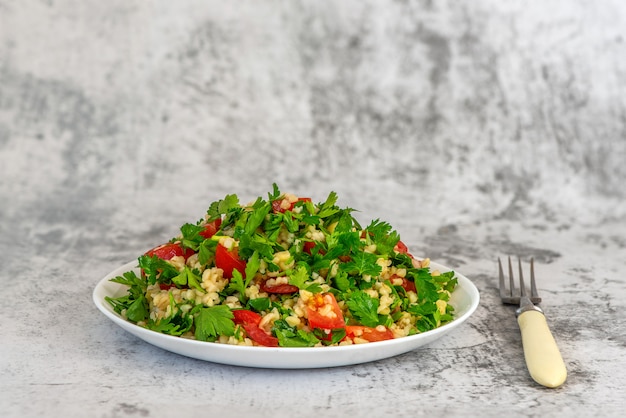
[498,257,567,388]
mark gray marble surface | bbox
[1,1,625,417]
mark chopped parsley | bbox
[106,184,458,347]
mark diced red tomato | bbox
[303,241,326,256]
[392,274,416,293]
[242,323,279,347]
[303,241,316,254]
[271,200,284,213]
[145,242,195,260]
[272,197,312,213]
[395,240,414,259]
[345,326,394,342]
[215,243,247,279]
[199,218,222,239]
[260,279,299,294]
[158,283,176,290]
[306,293,345,330]
[395,240,408,253]
[232,309,278,347]
[232,309,262,326]
[402,278,416,293]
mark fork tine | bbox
[498,258,507,299]
[530,258,540,301]
[508,256,517,299]
[518,258,527,298]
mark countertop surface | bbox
[1,1,625,417]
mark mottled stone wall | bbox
[1,0,625,253]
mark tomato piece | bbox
[158,283,176,290]
[199,218,222,239]
[215,244,247,279]
[232,309,262,326]
[395,240,408,253]
[389,273,416,293]
[303,241,326,256]
[345,326,394,342]
[395,240,414,259]
[272,197,312,213]
[402,278,416,293]
[395,275,416,293]
[261,279,299,294]
[303,241,316,254]
[232,309,278,347]
[306,293,345,330]
[145,242,194,260]
[242,323,279,347]
[271,199,284,213]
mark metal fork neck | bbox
[516,298,544,317]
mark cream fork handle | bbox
[517,310,567,388]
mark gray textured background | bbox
[1,1,625,417]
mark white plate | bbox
[93,260,479,369]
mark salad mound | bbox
[106,185,457,347]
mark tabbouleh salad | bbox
[106,185,457,347]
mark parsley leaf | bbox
[436,271,458,293]
[227,250,260,303]
[105,293,149,322]
[317,191,339,218]
[268,183,281,201]
[207,194,240,220]
[171,267,205,293]
[273,319,320,347]
[365,219,400,255]
[333,270,353,291]
[238,233,275,260]
[244,199,271,237]
[108,270,146,298]
[346,290,381,327]
[282,211,300,233]
[287,264,308,289]
[275,329,321,347]
[408,301,438,332]
[194,305,235,342]
[410,269,439,302]
[390,251,414,269]
[334,209,358,233]
[198,238,217,265]
[147,312,193,336]
[287,263,322,293]
[335,230,362,254]
[138,255,179,285]
[179,223,205,251]
[245,250,261,282]
[247,297,272,312]
[341,251,382,277]
[227,269,246,301]
[106,271,149,322]
[125,295,149,322]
